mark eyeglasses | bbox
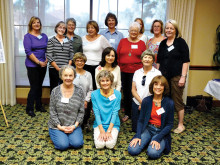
[142,76,146,86]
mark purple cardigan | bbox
[23,33,48,67]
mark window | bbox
[13,0,166,86]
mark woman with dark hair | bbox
[100,12,124,50]
[65,18,83,54]
[82,20,111,90]
[135,18,147,43]
[95,47,121,91]
[128,75,174,159]
[146,19,165,64]
[47,21,74,92]
[23,16,48,117]
[157,19,190,134]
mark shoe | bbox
[122,115,129,122]
[173,126,185,134]
[36,106,47,112]
[27,110,36,117]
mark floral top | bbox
[95,65,121,91]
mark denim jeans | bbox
[128,124,165,159]
[49,127,84,151]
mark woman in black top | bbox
[157,19,190,134]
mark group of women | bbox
[23,12,189,159]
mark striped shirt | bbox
[48,85,85,129]
[46,36,74,68]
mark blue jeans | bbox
[128,124,166,159]
[131,100,140,132]
[49,127,84,151]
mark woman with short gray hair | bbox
[117,22,146,122]
[65,18,83,54]
[91,70,121,149]
[48,65,84,151]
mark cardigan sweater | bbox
[134,95,174,154]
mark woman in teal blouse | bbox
[91,70,121,149]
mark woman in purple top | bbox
[23,16,48,117]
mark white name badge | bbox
[131,45,138,49]
[109,39,115,44]
[37,35,42,39]
[156,107,165,115]
[167,45,174,52]
[109,94,116,101]
[61,97,69,103]
[63,38,68,43]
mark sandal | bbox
[173,126,185,134]
[122,115,129,122]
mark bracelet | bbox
[74,124,77,128]
[181,75,187,77]
[38,61,40,65]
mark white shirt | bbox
[82,35,111,65]
[132,67,161,105]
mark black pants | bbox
[82,101,92,127]
[121,72,134,118]
[49,68,62,93]
[84,64,98,90]
[26,66,47,111]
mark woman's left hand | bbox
[178,76,186,87]
[150,140,160,150]
[105,132,112,141]
[63,125,75,134]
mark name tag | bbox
[156,107,165,115]
[37,35,42,39]
[109,39,115,44]
[156,42,160,46]
[167,45,174,52]
[61,97,69,103]
[109,94,116,101]
[131,45,138,49]
[63,38,68,43]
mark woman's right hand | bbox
[98,132,106,142]
[39,61,47,67]
[129,138,141,147]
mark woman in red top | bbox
[117,22,146,122]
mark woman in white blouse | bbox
[95,47,121,91]
[82,20,111,90]
[135,18,148,44]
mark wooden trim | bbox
[189,65,220,70]
[16,98,50,105]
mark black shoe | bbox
[27,110,36,117]
[36,106,47,112]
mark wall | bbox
[188,0,220,96]
[16,0,220,102]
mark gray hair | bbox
[141,49,155,62]
[96,70,114,86]
[66,18,76,26]
[129,22,141,32]
[59,65,76,79]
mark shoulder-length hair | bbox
[149,75,170,96]
[99,47,118,68]
[28,16,42,33]
[165,19,182,38]
[105,12,118,27]
[135,18,145,34]
[150,19,163,34]
[86,20,99,33]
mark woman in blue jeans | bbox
[128,75,174,159]
[48,65,85,151]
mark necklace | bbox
[100,88,113,98]
[153,99,161,107]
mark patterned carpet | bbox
[0,104,219,164]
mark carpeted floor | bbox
[0,104,219,164]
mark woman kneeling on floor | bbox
[128,75,174,159]
[48,65,85,151]
[92,70,121,149]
